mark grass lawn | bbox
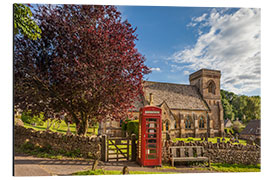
[72,163,260,175]
[210,163,260,172]
[23,120,98,136]
[72,169,177,175]
[173,137,247,145]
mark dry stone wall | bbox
[163,140,260,165]
[14,125,101,158]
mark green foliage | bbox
[121,118,130,132]
[232,121,245,134]
[126,120,139,138]
[211,163,260,172]
[121,118,139,138]
[14,4,42,40]
[21,111,44,125]
[221,89,261,124]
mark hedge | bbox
[122,119,139,138]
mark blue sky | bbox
[116,6,261,96]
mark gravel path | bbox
[14,153,212,176]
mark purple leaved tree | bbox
[14,4,150,136]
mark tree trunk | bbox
[76,118,89,136]
[91,159,99,171]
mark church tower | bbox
[189,69,224,137]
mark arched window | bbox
[199,116,205,129]
[208,80,216,94]
[166,121,169,131]
[185,115,192,129]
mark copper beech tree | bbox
[14,5,150,136]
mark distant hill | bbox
[220,89,260,124]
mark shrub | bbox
[121,118,130,132]
[232,121,245,134]
[126,120,139,138]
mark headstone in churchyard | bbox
[235,133,239,140]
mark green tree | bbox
[14,4,42,40]
[231,95,247,120]
[221,90,235,120]
[243,96,261,122]
[221,89,261,125]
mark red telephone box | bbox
[138,106,162,166]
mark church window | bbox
[166,121,169,131]
[208,80,216,94]
[199,116,205,128]
[185,115,192,129]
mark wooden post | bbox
[131,134,137,161]
[127,138,130,161]
[101,135,107,162]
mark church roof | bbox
[130,81,209,111]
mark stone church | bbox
[99,69,224,139]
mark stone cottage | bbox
[99,69,224,139]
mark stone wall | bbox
[14,125,101,158]
[163,140,260,165]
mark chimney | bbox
[149,93,154,106]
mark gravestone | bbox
[235,134,239,140]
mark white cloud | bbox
[168,8,261,95]
[150,67,161,72]
[193,13,208,22]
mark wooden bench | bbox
[169,146,210,167]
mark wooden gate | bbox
[107,137,130,162]
[101,134,137,162]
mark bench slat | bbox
[169,146,209,166]
[180,148,185,157]
[196,147,202,157]
[171,148,177,157]
[188,147,193,157]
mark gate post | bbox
[131,134,137,161]
[101,134,107,162]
